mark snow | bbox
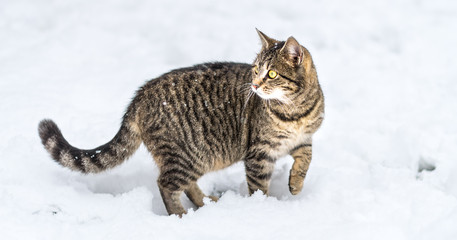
[1,0,457,239]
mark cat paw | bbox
[289,169,306,195]
[208,195,219,202]
[289,184,303,195]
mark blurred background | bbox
[1,0,457,239]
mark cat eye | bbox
[268,70,278,79]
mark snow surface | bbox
[1,0,457,239]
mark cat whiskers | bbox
[242,90,255,113]
[240,84,255,118]
[236,83,252,94]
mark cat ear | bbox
[280,36,303,65]
[256,28,277,50]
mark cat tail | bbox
[38,116,142,174]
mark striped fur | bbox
[38,30,324,216]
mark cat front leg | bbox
[244,153,275,195]
[289,143,312,195]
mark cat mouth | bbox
[251,86,267,98]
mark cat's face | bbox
[251,30,308,104]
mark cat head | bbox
[251,29,315,103]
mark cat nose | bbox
[252,83,260,90]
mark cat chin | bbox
[253,88,291,104]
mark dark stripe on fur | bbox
[291,143,312,153]
[38,117,140,174]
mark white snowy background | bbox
[1,0,456,239]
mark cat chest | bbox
[267,127,312,159]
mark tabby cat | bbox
[38,30,324,216]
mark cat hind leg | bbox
[184,182,218,208]
[157,165,199,216]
